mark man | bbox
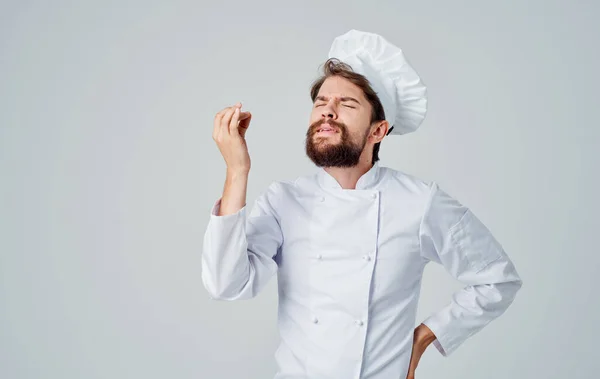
[202,30,523,379]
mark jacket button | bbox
[355,320,364,326]
[316,254,322,260]
[371,193,378,199]
[319,196,325,202]
[363,255,372,261]
[312,316,319,324]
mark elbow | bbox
[497,276,523,304]
[202,279,231,300]
[514,277,523,297]
[201,267,254,301]
[515,277,523,290]
[203,281,252,301]
[509,268,524,292]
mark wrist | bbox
[226,167,250,178]
[415,323,437,346]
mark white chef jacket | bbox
[201,161,523,379]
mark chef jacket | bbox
[201,161,523,379]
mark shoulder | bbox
[266,171,321,197]
[255,172,316,212]
[380,165,466,204]
[377,166,470,224]
[379,165,434,197]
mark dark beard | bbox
[305,119,368,168]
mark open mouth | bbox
[316,124,339,135]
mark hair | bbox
[309,58,387,164]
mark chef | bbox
[202,29,523,379]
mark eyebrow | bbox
[315,95,361,105]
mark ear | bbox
[370,120,389,143]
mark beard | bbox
[305,119,369,168]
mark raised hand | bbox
[212,102,253,173]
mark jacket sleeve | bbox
[201,183,283,301]
[418,181,523,357]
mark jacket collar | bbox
[317,161,381,190]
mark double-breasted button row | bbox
[315,254,374,260]
[310,316,366,327]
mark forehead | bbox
[317,76,366,100]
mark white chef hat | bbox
[328,29,428,135]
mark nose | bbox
[321,100,338,121]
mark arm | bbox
[418,181,523,357]
[201,181,283,300]
[217,168,249,217]
[201,102,282,300]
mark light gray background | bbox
[1,1,598,378]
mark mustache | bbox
[309,119,346,134]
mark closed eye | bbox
[314,103,355,108]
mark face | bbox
[305,76,375,167]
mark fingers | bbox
[238,111,252,138]
[229,106,240,135]
[238,111,251,121]
[220,106,237,135]
[213,103,242,139]
[213,107,228,140]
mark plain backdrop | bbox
[1,1,598,378]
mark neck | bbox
[323,158,374,190]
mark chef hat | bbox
[328,29,428,135]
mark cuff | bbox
[421,313,460,357]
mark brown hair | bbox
[309,58,387,164]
